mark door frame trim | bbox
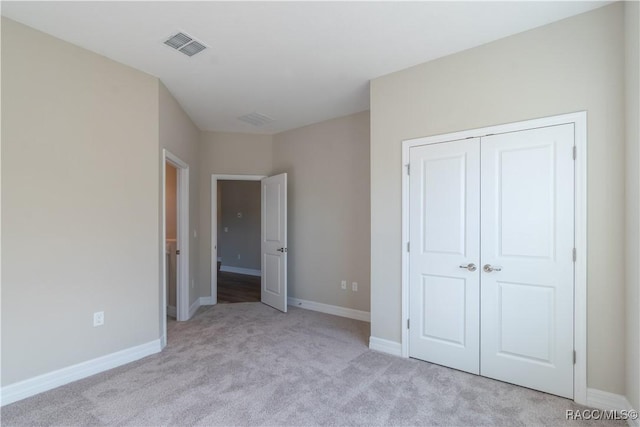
[210,174,266,304]
[161,149,190,348]
[400,111,587,404]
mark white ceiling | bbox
[2,1,610,134]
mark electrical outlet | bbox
[237,254,241,260]
[341,280,347,290]
[224,227,229,232]
[237,212,243,218]
[352,282,358,292]
[93,311,104,327]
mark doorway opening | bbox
[166,163,178,317]
[211,173,288,312]
[217,179,262,303]
[161,149,190,348]
[211,175,265,305]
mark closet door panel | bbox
[480,124,575,399]
[408,138,480,374]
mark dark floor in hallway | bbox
[217,271,260,303]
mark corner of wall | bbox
[625,0,640,413]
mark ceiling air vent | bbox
[164,32,206,57]
[237,112,276,127]
[179,41,206,57]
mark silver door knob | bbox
[483,264,502,273]
[459,263,477,272]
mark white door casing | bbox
[161,149,190,348]
[408,138,481,374]
[261,173,288,312]
[480,124,575,398]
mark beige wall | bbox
[198,131,273,297]
[218,180,261,270]
[625,1,640,412]
[1,18,160,385]
[370,4,626,394]
[159,83,201,308]
[0,19,3,357]
[273,112,371,312]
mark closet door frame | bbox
[401,111,587,405]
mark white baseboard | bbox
[588,388,631,411]
[199,296,213,306]
[287,297,370,322]
[369,336,402,357]
[167,305,177,318]
[0,339,161,407]
[220,265,261,277]
[188,298,200,319]
[587,388,639,426]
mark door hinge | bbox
[176,249,180,255]
[572,248,577,262]
[407,319,410,329]
[573,350,577,364]
[573,146,577,160]
[406,164,410,175]
[407,242,410,252]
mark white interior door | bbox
[480,124,575,398]
[261,173,288,312]
[408,138,480,374]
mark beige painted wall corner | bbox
[370,3,627,395]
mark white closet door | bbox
[409,138,480,374]
[480,124,575,398]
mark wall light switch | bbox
[352,282,358,292]
[237,212,243,218]
[224,227,229,232]
[341,280,347,290]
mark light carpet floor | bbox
[2,303,623,426]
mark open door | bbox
[261,173,288,312]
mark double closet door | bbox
[408,124,575,399]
